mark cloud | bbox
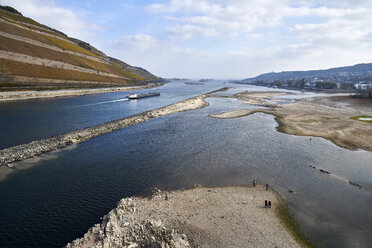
[146,0,222,14]
[134,0,372,78]
[106,28,372,79]
[0,0,98,39]
[248,33,264,39]
[2,0,372,78]
[146,0,368,39]
[110,34,159,52]
[148,0,284,38]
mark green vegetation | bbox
[0,35,121,75]
[288,78,306,88]
[351,116,372,124]
[256,78,308,89]
[0,8,47,29]
[275,203,315,248]
[0,83,27,87]
[0,58,128,84]
[0,17,68,39]
[316,81,337,89]
[0,6,161,89]
[353,89,372,99]
[109,59,158,81]
[0,5,22,15]
[0,20,56,46]
[43,35,98,57]
[4,17,67,38]
[0,85,111,92]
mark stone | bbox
[127,243,138,248]
[153,220,162,227]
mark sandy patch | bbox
[209,92,372,151]
[0,166,13,181]
[271,97,372,151]
[208,109,269,119]
[66,186,304,248]
[234,91,293,106]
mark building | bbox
[354,83,372,90]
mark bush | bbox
[316,81,337,89]
[0,5,22,16]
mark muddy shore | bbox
[65,185,305,248]
[209,92,372,151]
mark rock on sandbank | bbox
[66,186,303,248]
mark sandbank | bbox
[210,92,372,151]
[66,185,307,248]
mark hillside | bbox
[243,63,372,86]
[244,63,372,82]
[0,6,162,91]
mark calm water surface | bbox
[0,81,228,149]
[0,81,371,248]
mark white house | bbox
[354,83,372,90]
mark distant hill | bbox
[0,6,162,91]
[244,63,372,82]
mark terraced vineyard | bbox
[0,7,161,91]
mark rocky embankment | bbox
[0,89,227,168]
[65,185,304,248]
[0,84,157,102]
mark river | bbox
[0,80,371,248]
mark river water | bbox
[0,80,371,248]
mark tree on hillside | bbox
[0,5,22,15]
[316,81,337,89]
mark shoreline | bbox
[0,83,163,102]
[209,92,372,151]
[0,88,228,180]
[65,185,309,248]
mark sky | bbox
[1,0,372,78]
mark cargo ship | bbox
[126,92,160,99]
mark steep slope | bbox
[0,6,161,91]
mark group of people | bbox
[252,180,272,208]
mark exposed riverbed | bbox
[66,186,303,248]
[0,81,371,248]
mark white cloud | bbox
[106,25,372,78]
[137,0,372,78]
[0,0,97,39]
[146,0,223,14]
[2,0,372,78]
[146,0,368,40]
[110,34,159,52]
[148,0,285,38]
[248,33,264,39]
